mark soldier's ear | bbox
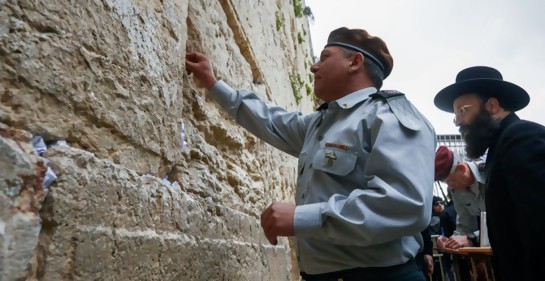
[349,53,364,72]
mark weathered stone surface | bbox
[1,0,314,279]
[0,123,47,281]
[0,0,189,175]
[36,146,291,280]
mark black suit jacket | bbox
[485,113,545,281]
[440,204,457,237]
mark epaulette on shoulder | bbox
[370,90,405,100]
[370,90,422,131]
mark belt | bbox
[301,259,419,281]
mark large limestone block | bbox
[0,0,189,175]
[175,95,299,216]
[37,146,292,280]
[186,0,314,111]
[181,0,306,216]
[1,0,315,279]
[225,0,315,111]
[0,123,47,281]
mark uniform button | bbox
[318,135,323,141]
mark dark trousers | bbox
[301,259,426,281]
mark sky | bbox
[305,0,545,134]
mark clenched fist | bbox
[185,52,218,90]
[260,202,296,245]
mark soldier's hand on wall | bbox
[260,202,296,245]
[185,52,218,90]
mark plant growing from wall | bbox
[297,74,305,88]
[293,0,304,18]
[303,6,314,21]
[312,95,319,109]
[298,32,304,44]
[290,74,303,105]
[275,11,284,31]
[306,84,313,96]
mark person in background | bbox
[430,195,456,281]
[416,228,434,281]
[434,66,545,281]
[186,26,436,281]
[435,146,486,249]
[435,146,486,281]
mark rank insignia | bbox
[325,143,349,150]
[325,151,336,166]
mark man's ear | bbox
[349,53,364,73]
[485,97,501,114]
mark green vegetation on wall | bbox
[306,84,313,96]
[293,0,304,18]
[289,74,303,105]
[298,32,304,44]
[303,6,314,21]
[290,72,314,105]
[275,11,283,31]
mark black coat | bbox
[440,204,457,237]
[485,113,545,281]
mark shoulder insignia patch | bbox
[371,90,422,131]
[370,90,405,100]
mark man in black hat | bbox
[434,66,545,281]
[186,27,436,280]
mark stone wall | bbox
[0,0,315,280]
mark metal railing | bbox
[437,134,466,160]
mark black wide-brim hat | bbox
[434,66,530,113]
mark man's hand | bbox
[185,52,218,90]
[260,202,296,245]
[444,235,472,249]
[437,235,448,250]
[445,163,475,190]
[424,254,434,276]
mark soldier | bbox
[186,27,436,281]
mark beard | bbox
[460,105,500,159]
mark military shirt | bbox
[452,159,487,236]
[209,81,436,274]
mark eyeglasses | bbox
[453,105,473,124]
[434,202,444,206]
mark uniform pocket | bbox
[312,148,357,176]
